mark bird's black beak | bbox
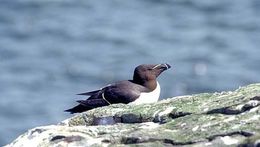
[151,63,171,77]
[162,63,171,70]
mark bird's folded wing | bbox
[77,89,101,96]
[77,99,108,107]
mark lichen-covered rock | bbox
[5,83,260,147]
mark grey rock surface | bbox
[5,83,260,147]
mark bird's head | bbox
[133,63,171,84]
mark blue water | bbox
[1,0,260,145]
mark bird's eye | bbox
[148,68,153,70]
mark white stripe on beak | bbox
[152,64,162,69]
[164,63,169,69]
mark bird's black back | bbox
[65,80,149,113]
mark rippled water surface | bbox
[0,0,260,145]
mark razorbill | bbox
[65,63,171,113]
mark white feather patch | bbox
[130,81,161,105]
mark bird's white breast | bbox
[130,82,161,105]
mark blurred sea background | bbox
[0,0,260,145]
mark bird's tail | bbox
[77,90,101,96]
[64,104,92,114]
[65,99,108,114]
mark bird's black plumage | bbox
[65,63,171,113]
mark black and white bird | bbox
[65,63,171,114]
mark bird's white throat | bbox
[130,81,161,105]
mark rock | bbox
[5,83,260,147]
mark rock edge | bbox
[5,83,260,147]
